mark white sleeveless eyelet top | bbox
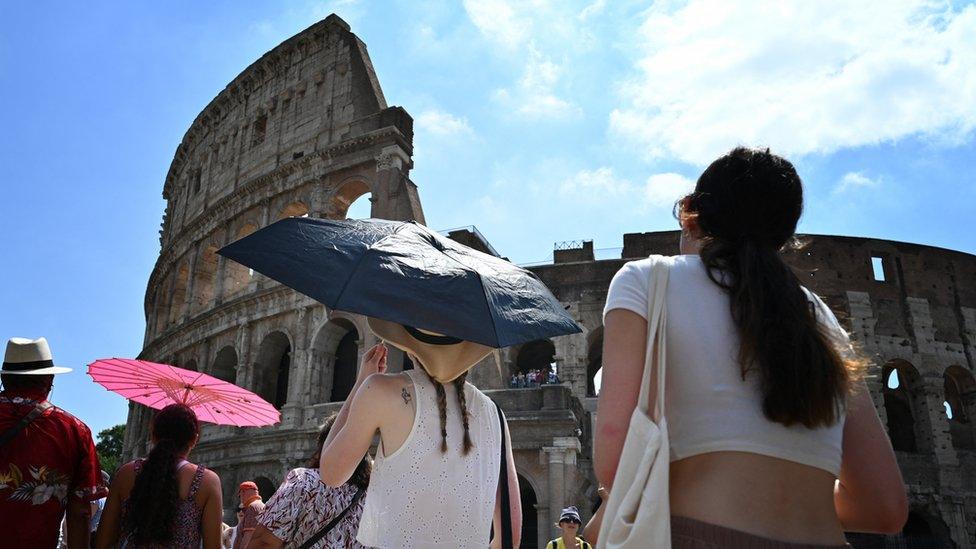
[604,255,849,476]
[356,368,501,548]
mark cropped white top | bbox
[356,368,501,548]
[604,255,848,476]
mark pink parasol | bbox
[88,358,280,427]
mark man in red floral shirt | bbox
[0,337,107,549]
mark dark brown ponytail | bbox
[679,147,853,428]
[125,404,199,545]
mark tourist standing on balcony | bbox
[95,403,224,549]
[319,319,521,548]
[595,147,908,547]
[0,337,107,549]
[245,413,370,548]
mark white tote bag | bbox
[598,256,671,549]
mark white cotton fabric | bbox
[356,368,501,548]
[603,255,848,476]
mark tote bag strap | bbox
[635,257,670,421]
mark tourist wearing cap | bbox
[546,506,592,549]
[234,481,266,549]
[0,337,107,549]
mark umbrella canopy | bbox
[88,358,280,427]
[218,217,581,348]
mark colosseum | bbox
[122,14,975,548]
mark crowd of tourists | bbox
[1,148,911,548]
[509,368,560,388]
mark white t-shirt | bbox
[603,255,848,475]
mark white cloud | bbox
[415,109,476,138]
[463,0,586,120]
[462,0,531,50]
[578,0,608,20]
[611,1,976,165]
[559,167,631,196]
[644,173,695,207]
[494,45,582,119]
[834,171,881,194]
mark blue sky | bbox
[1,0,974,437]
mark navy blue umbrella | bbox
[217,217,581,348]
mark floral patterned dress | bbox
[258,467,366,549]
[119,459,207,548]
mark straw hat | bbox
[2,337,72,375]
[367,318,492,383]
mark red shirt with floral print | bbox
[0,388,107,549]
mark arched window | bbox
[331,180,371,219]
[276,201,309,220]
[944,365,975,450]
[223,223,257,298]
[882,360,923,453]
[212,346,238,383]
[587,327,604,397]
[253,476,276,501]
[518,474,539,549]
[310,319,360,403]
[191,245,219,315]
[515,340,556,377]
[168,262,190,326]
[255,331,291,409]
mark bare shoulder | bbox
[199,465,221,484]
[362,372,412,394]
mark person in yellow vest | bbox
[546,506,592,549]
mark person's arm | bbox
[322,344,387,449]
[582,486,609,544]
[593,309,648,491]
[94,463,131,549]
[201,470,225,549]
[490,412,522,549]
[834,383,908,533]
[320,373,391,486]
[243,524,283,549]
[65,497,92,549]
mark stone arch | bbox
[212,346,238,383]
[311,318,360,403]
[515,340,556,377]
[944,365,976,450]
[255,331,292,409]
[331,178,372,219]
[586,327,604,397]
[153,279,171,336]
[253,475,277,501]
[882,360,926,453]
[223,223,257,298]
[276,200,309,220]
[191,244,219,315]
[517,473,540,549]
[897,509,954,546]
[168,261,190,326]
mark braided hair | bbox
[421,367,473,455]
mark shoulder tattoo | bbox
[401,386,412,405]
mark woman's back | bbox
[356,368,501,548]
[117,459,209,548]
[606,255,848,543]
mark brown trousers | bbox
[672,516,850,548]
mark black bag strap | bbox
[0,401,52,448]
[297,487,364,549]
[494,401,513,549]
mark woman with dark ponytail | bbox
[95,404,223,549]
[594,148,908,547]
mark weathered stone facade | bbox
[124,14,975,549]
